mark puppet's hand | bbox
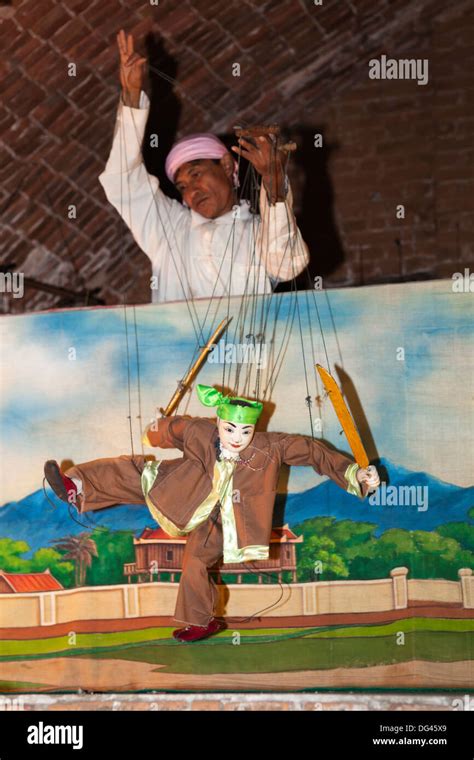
[356,465,380,490]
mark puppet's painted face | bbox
[217,417,255,454]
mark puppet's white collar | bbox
[219,442,242,461]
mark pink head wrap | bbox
[165,132,239,188]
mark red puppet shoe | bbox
[173,617,225,643]
[44,460,77,505]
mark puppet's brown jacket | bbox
[144,416,366,552]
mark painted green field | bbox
[1,619,472,676]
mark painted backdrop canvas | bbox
[0,279,472,692]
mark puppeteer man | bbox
[44,385,380,643]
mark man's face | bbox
[174,159,234,218]
[217,417,255,454]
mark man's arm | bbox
[98,31,187,275]
[256,180,310,282]
[231,134,310,283]
[271,432,370,499]
[98,90,187,271]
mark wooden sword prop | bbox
[316,364,373,471]
[159,317,232,417]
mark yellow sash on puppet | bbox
[141,458,268,564]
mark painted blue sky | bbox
[0,279,472,504]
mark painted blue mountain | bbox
[0,458,472,556]
[283,457,474,534]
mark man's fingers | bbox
[239,137,274,162]
[117,29,127,55]
[123,53,137,67]
[239,136,269,148]
[233,138,266,160]
[231,145,255,161]
[127,32,134,56]
[238,137,260,151]
[123,53,146,68]
[255,135,273,150]
[126,58,146,71]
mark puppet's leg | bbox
[46,455,148,513]
[174,504,224,628]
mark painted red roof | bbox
[138,526,185,541]
[0,569,63,592]
[270,525,299,541]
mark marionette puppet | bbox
[44,384,380,643]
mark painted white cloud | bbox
[1,280,472,505]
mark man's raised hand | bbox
[232,135,287,203]
[117,29,147,107]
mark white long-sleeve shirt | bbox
[98,91,310,304]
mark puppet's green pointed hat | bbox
[196,384,263,424]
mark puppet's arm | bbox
[142,415,191,451]
[274,433,376,499]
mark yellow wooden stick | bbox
[316,364,369,468]
[159,318,232,417]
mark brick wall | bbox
[1,0,472,312]
[286,2,474,289]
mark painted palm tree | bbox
[50,533,98,587]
